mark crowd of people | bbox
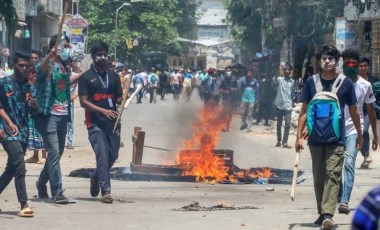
[1,35,380,229]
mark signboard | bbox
[66,14,88,29]
[335,18,358,52]
[70,35,85,62]
[13,0,25,21]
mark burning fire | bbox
[249,167,273,179]
[178,105,229,181]
[174,103,273,183]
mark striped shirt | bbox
[352,186,380,230]
[0,75,31,143]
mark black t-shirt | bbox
[78,66,122,132]
[159,72,168,85]
[301,75,357,146]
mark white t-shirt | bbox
[344,76,376,137]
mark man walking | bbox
[79,41,123,203]
[148,67,159,103]
[295,45,362,229]
[273,62,294,148]
[0,51,34,217]
[239,69,259,132]
[33,34,80,204]
[338,49,378,214]
[358,57,377,168]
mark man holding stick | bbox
[78,41,123,203]
[295,45,362,229]
[33,34,80,204]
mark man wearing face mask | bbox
[221,67,239,131]
[338,49,378,215]
[78,41,123,203]
[32,34,81,204]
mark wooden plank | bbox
[134,130,145,165]
[130,163,184,175]
[132,127,142,164]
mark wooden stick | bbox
[290,150,301,201]
[46,0,70,81]
[113,77,132,133]
[123,84,143,109]
[144,145,172,152]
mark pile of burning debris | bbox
[70,105,303,184]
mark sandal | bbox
[25,157,39,164]
[36,159,46,164]
[283,143,292,149]
[18,207,34,217]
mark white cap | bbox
[127,69,132,73]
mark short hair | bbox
[48,34,70,50]
[360,57,371,65]
[284,62,293,70]
[12,51,31,64]
[30,49,40,57]
[90,41,109,55]
[316,45,341,62]
[342,48,360,62]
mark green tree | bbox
[80,0,197,65]
[225,0,344,75]
[0,0,18,30]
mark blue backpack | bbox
[150,74,158,84]
[307,74,345,143]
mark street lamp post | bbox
[114,3,130,61]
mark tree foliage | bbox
[225,0,344,74]
[80,0,198,63]
[0,0,18,31]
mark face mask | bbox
[59,48,70,61]
[226,71,232,77]
[343,63,358,78]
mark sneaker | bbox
[52,193,69,204]
[338,203,350,214]
[101,193,113,204]
[36,181,49,199]
[321,214,334,229]
[90,177,100,197]
[275,142,281,147]
[314,215,323,227]
[240,124,248,130]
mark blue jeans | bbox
[33,114,68,197]
[341,133,358,204]
[67,101,74,145]
[88,126,120,194]
[360,115,370,156]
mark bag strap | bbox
[313,73,346,95]
[331,74,346,95]
[312,74,323,93]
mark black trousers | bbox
[0,140,28,202]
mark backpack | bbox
[306,74,346,143]
[150,74,157,84]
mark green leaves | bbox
[0,0,18,32]
[80,0,197,62]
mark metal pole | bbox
[114,3,129,61]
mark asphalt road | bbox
[0,91,378,230]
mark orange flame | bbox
[249,167,273,179]
[177,104,229,181]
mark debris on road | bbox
[174,202,261,211]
